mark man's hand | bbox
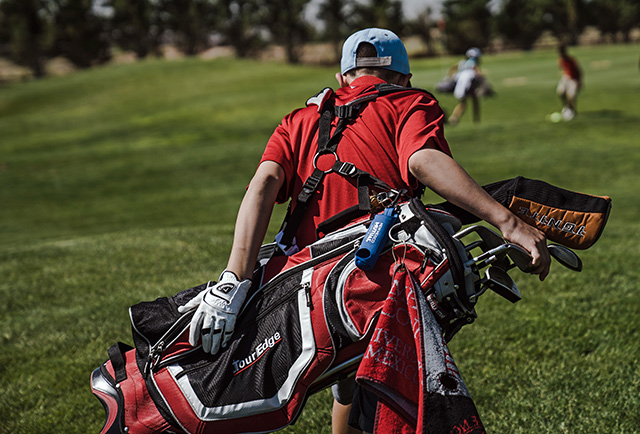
[178,271,252,355]
[500,218,551,281]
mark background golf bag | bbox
[91,199,480,434]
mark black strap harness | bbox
[276,83,435,253]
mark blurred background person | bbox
[556,44,582,121]
[448,47,490,125]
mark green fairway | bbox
[1,43,639,433]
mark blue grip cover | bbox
[355,207,398,271]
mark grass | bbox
[1,43,639,433]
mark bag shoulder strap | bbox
[276,84,434,253]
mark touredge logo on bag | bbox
[232,331,282,375]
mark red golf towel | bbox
[356,263,486,434]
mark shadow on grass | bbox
[578,109,640,122]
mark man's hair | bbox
[345,42,407,83]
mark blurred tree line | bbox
[0,0,638,78]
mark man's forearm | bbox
[226,161,284,280]
[408,148,550,279]
[408,148,513,227]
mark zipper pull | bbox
[303,282,313,309]
[301,267,314,310]
[144,340,164,377]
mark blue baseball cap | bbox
[340,28,410,75]
[465,47,482,59]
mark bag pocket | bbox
[151,269,316,422]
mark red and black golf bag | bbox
[91,198,482,434]
[91,180,610,434]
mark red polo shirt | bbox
[261,76,451,248]
[559,55,581,81]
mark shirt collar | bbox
[336,75,387,101]
[349,75,387,89]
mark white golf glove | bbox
[178,271,252,355]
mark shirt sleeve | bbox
[396,94,452,186]
[260,114,295,203]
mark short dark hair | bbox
[345,42,406,83]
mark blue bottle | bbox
[355,207,398,271]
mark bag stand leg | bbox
[91,364,126,434]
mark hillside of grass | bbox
[1,44,639,433]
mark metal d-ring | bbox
[389,222,409,244]
[392,240,408,267]
[390,223,409,266]
[313,151,338,174]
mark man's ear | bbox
[401,73,413,87]
[335,72,349,88]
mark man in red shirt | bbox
[261,69,451,248]
[557,44,582,120]
[180,28,550,433]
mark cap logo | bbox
[356,56,393,68]
[340,28,410,75]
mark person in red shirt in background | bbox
[557,44,582,121]
[179,28,550,434]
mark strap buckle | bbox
[301,169,324,194]
[335,161,357,176]
[335,104,359,120]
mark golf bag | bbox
[91,199,483,434]
[435,73,494,98]
[91,179,611,434]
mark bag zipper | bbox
[240,238,358,313]
[143,311,193,376]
